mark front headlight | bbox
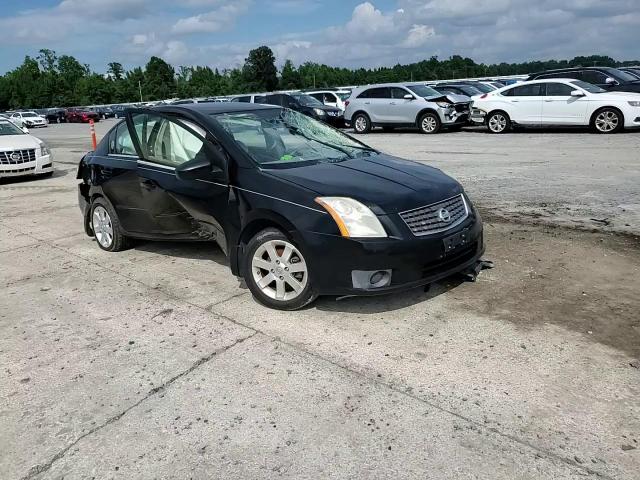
[40,143,49,156]
[628,101,640,107]
[315,197,387,238]
[436,102,452,108]
[313,108,326,116]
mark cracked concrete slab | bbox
[36,335,595,480]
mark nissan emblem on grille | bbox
[438,208,452,223]
[399,194,469,236]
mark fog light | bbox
[351,269,392,290]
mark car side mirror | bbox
[570,90,585,97]
[605,77,617,85]
[176,155,225,182]
[403,94,415,100]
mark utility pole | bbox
[139,80,143,103]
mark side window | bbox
[254,95,267,104]
[507,84,544,96]
[309,93,323,102]
[390,87,410,99]
[357,88,389,99]
[323,93,337,103]
[582,70,608,85]
[111,121,137,155]
[132,114,206,168]
[233,96,251,103]
[544,83,574,96]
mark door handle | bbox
[544,99,553,102]
[389,102,397,105]
[364,102,370,105]
[511,100,520,103]
[141,179,158,190]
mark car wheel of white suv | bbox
[487,111,510,134]
[418,112,441,134]
[352,113,371,134]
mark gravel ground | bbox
[1,120,639,480]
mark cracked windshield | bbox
[213,108,376,166]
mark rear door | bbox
[127,111,230,250]
[541,82,589,125]
[358,87,391,123]
[501,83,544,124]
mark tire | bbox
[352,113,371,134]
[418,112,441,134]
[40,172,53,178]
[591,108,623,134]
[90,198,131,252]
[243,228,317,310]
[486,111,510,134]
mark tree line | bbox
[0,46,637,110]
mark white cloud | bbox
[403,24,435,48]
[172,1,251,34]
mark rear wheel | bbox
[243,228,317,310]
[591,108,623,134]
[352,113,371,134]
[90,198,131,252]
[487,111,510,133]
[418,112,441,134]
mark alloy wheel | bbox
[251,239,308,301]
[488,114,507,133]
[421,116,438,133]
[595,110,619,133]
[92,206,114,248]
[354,116,367,132]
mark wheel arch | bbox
[589,106,624,128]
[231,210,303,277]
[415,108,440,125]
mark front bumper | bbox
[25,121,47,128]
[301,215,484,296]
[440,104,471,126]
[0,154,53,178]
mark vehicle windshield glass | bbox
[336,92,351,100]
[212,108,376,167]
[406,84,441,97]
[571,80,606,93]
[0,120,25,135]
[290,94,323,107]
[22,112,39,118]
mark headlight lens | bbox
[315,197,387,238]
[628,101,640,107]
[313,108,326,116]
[436,102,452,108]
[40,143,49,156]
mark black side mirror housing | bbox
[175,149,226,183]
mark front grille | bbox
[0,149,36,165]
[399,194,469,236]
[455,103,470,113]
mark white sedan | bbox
[471,79,640,133]
[0,119,53,178]
[10,111,47,128]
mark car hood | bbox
[265,153,463,214]
[0,134,41,150]
[23,116,45,122]
[597,90,640,100]
[612,83,640,93]
[425,93,471,104]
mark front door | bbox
[127,111,230,252]
[541,82,589,125]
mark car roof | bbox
[152,102,279,115]
[529,66,617,76]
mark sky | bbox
[1,0,638,74]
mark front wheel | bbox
[487,111,510,133]
[592,108,623,134]
[418,112,441,134]
[243,228,317,310]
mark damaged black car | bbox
[77,103,484,310]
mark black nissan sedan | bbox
[77,103,484,310]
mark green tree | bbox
[242,46,278,91]
[143,56,175,100]
[279,59,300,89]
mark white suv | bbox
[344,83,471,134]
[306,90,351,112]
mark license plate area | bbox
[443,229,470,254]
